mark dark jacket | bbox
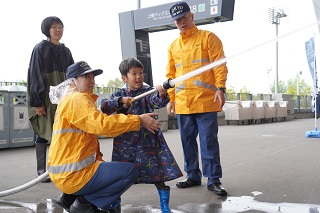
[27,40,74,141]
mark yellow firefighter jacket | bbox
[47,92,140,194]
[166,24,228,114]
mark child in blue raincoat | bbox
[101,58,182,213]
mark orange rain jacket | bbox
[48,92,140,194]
[166,24,228,114]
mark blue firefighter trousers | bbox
[177,112,223,186]
[73,161,139,210]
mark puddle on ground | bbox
[0,191,320,213]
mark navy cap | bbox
[66,61,103,79]
[169,1,190,22]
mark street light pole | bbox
[269,8,287,94]
[296,71,302,96]
[137,0,140,9]
[267,67,272,93]
[275,22,279,94]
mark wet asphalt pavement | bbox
[1,118,320,213]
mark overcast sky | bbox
[0,0,318,93]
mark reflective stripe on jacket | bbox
[166,25,228,114]
[48,92,140,194]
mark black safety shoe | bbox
[176,178,201,188]
[207,183,228,196]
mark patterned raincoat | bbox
[101,84,182,183]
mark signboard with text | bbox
[133,0,234,32]
[118,0,234,86]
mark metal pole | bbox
[275,22,279,94]
[296,71,302,96]
[296,77,299,96]
[137,0,140,9]
[267,67,272,93]
[269,8,287,94]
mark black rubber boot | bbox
[55,193,77,212]
[70,198,98,213]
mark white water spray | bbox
[134,21,319,101]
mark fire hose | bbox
[0,21,317,198]
[0,172,49,197]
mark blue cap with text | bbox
[169,1,190,22]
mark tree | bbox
[270,80,287,94]
[239,86,251,100]
[226,86,236,94]
[94,77,124,95]
[226,86,236,100]
[287,76,312,96]
[107,77,124,88]
[239,86,250,94]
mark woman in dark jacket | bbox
[26,16,74,182]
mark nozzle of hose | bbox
[163,78,174,89]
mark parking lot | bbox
[1,118,320,212]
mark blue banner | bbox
[305,37,317,89]
[305,37,318,112]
